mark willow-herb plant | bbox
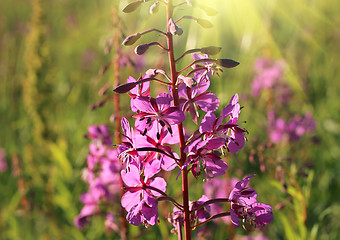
[77,1,274,239]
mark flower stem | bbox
[166,1,191,239]
[191,212,231,229]
[112,8,127,239]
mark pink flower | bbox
[127,75,150,112]
[229,175,273,230]
[251,58,284,97]
[121,165,166,226]
[198,94,247,153]
[133,93,185,135]
[178,77,219,123]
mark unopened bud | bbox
[122,0,143,13]
[122,33,141,46]
[146,69,157,77]
[216,59,240,68]
[201,46,222,55]
[178,75,197,88]
[135,44,150,55]
[169,18,183,36]
[195,18,213,28]
[149,1,159,14]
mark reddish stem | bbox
[113,18,127,240]
[166,1,191,239]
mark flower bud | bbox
[216,59,240,68]
[169,18,183,36]
[122,0,143,13]
[195,18,213,28]
[149,1,159,14]
[201,46,222,55]
[146,69,157,77]
[178,75,197,88]
[135,44,150,55]
[122,33,141,46]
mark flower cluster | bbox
[251,58,285,97]
[229,175,274,230]
[76,1,274,238]
[268,111,315,143]
[251,58,316,144]
[74,125,121,230]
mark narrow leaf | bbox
[216,59,240,68]
[122,1,143,13]
[196,18,213,28]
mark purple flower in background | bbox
[252,58,284,97]
[105,213,119,232]
[75,124,122,229]
[87,125,112,146]
[267,111,287,143]
[288,112,316,141]
[229,175,273,230]
[268,111,315,143]
[121,165,166,226]
[74,187,102,228]
[236,233,270,240]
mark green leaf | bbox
[122,0,143,13]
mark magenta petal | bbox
[177,82,189,98]
[206,158,228,176]
[121,191,141,212]
[229,93,239,105]
[133,96,155,113]
[205,137,226,150]
[199,112,216,133]
[228,131,245,153]
[144,159,161,179]
[142,196,158,225]
[163,125,180,144]
[126,204,143,226]
[156,93,172,111]
[254,209,274,225]
[195,92,219,112]
[230,209,240,227]
[121,165,141,187]
[149,177,167,196]
[191,78,210,95]
[162,107,185,124]
[121,117,132,137]
[161,154,177,171]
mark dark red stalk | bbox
[191,212,231,229]
[112,16,127,240]
[166,1,191,239]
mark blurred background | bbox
[1,0,340,239]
